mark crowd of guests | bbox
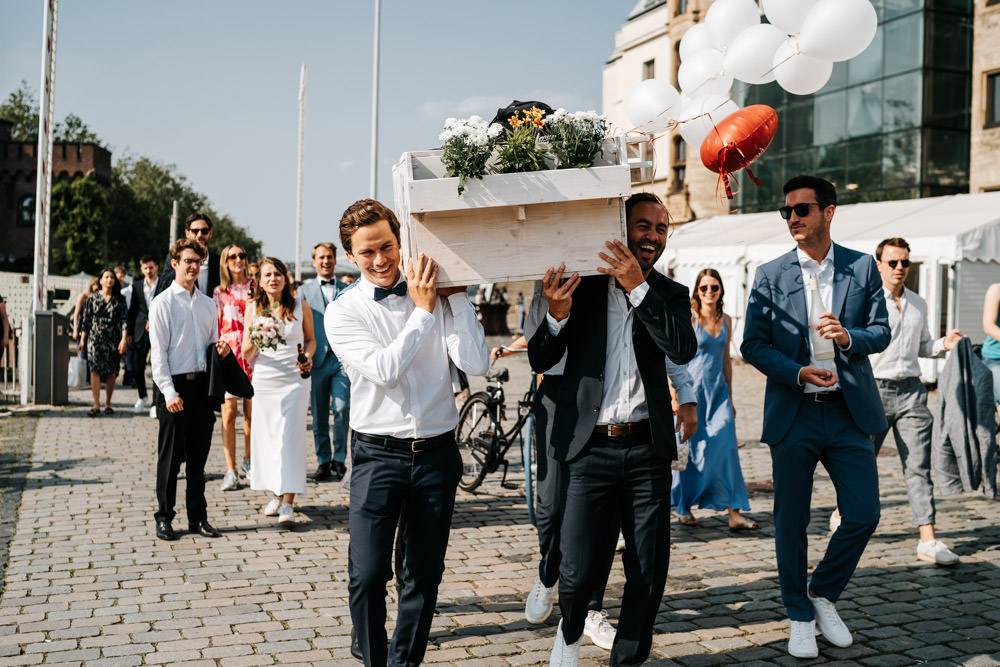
[63,176,1000,666]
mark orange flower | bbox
[508,112,523,128]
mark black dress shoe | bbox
[155,520,179,541]
[314,461,333,481]
[332,460,348,479]
[188,520,221,537]
[350,627,362,661]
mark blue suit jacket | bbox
[298,277,348,368]
[741,243,891,444]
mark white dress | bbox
[248,297,309,497]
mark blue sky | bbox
[1,1,633,262]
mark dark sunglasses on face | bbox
[228,252,247,261]
[886,259,911,269]
[778,202,822,220]
[189,227,211,235]
[699,284,720,293]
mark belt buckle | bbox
[411,438,427,453]
[608,423,629,437]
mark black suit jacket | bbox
[154,251,221,299]
[206,344,254,411]
[127,275,164,345]
[528,271,697,462]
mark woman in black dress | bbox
[79,269,128,416]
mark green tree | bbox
[55,113,101,144]
[51,177,108,274]
[0,80,38,141]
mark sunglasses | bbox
[886,259,911,269]
[699,284,720,293]
[228,252,247,261]
[189,227,211,236]
[778,202,822,220]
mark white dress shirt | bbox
[869,287,946,380]
[149,281,219,402]
[797,245,842,393]
[326,275,489,438]
[121,284,133,310]
[143,278,155,307]
[197,257,209,295]
[319,277,337,305]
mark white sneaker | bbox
[616,532,626,552]
[149,405,157,419]
[583,609,616,650]
[524,576,555,624]
[917,539,960,566]
[133,397,145,414]
[263,496,281,517]
[220,470,239,491]
[788,620,818,658]
[277,502,295,524]
[809,594,852,647]
[550,619,580,666]
[829,510,841,533]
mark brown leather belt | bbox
[593,419,650,438]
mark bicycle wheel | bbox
[455,392,493,492]
[522,413,536,525]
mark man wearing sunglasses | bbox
[155,213,222,299]
[865,237,962,565]
[742,175,890,659]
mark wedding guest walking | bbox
[127,256,164,414]
[242,258,313,525]
[742,175,889,658]
[214,245,257,490]
[79,268,128,416]
[72,277,99,361]
[672,268,756,531]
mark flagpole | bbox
[296,64,306,282]
[369,0,381,198]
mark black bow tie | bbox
[321,279,336,286]
[373,282,407,301]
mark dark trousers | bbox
[559,435,671,666]
[348,434,461,667]
[154,374,215,525]
[132,339,150,399]
[770,396,881,621]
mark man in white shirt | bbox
[868,237,962,565]
[150,239,231,541]
[326,199,489,667]
[127,256,163,413]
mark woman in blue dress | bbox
[672,268,757,530]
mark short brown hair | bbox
[339,199,400,254]
[170,238,206,262]
[625,192,665,221]
[312,242,337,258]
[875,237,910,260]
[185,212,213,231]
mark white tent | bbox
[658,191,1000,381]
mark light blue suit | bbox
[299,277,351,465]
[742,242,890,621]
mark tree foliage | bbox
[51,177,107,274]
[1,80,101,144]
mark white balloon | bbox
[679,23,711,62]
[761,0,821,35]
[678,48,733,98]
[705,0,761,52]
[626,79,681,130]
[677,95,740,148]
[772,39,833,95]
[724,23,787,85]
[799,0,878,62]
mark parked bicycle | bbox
[454,346,538,524]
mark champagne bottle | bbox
[297,343,310,379]
[808,274,835,361]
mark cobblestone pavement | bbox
[0,337,998,666]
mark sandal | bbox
[729,517,760,532]
[104,407,114,415]
[87,407,101,417]
[677,513,698,527]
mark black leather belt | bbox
[876,378,911,388]
[809,390,843,403]
[355,431,453,454]
[173,372,207,381]
[593,419,650,438]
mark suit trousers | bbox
[310,354,351,465]
[871,378,935,526]
[132,339,150,400]
[348,434,461,667]
[770,396,880,621]
[559,435,671,666]
[154,373,216,525]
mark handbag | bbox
[67,355,87,389]
[671,430,689,471]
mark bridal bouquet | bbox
[249,308,286,351]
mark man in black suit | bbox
[127,255,164,413]
[529,192,697,666]
[155,212,221,298]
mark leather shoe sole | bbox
[189,521,222,537]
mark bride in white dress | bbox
[241,258,315,525]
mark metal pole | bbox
[169,200,179,246]
[296,64,306,282]
[369,0,380,199]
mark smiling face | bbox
[785,187,833,251]
[171,248,202,291]
[877,244,909,293]
[312,245,337,280]
[225,246,247,278]
[697,273,722,307]
[626,201,669,275]
[259,261,287,300]
[186,218,213,246]
[345,219,402,288]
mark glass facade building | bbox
[734,0,974,212]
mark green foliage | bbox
[55,113,101,144]
[0,80,38,141]
[51,177,108,274]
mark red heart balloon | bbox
[700,104,778,199]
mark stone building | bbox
[0,119,112,272]
[970,0,1000,193]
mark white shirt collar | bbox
[796,244,834,272]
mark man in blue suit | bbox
[741,175,890,659]
[299,242,351,480]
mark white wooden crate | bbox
[392,137,631,287]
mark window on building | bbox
[17,195,35,227]
[642,59,655,80]
[672,137,687,192]
[987,72,1000,129]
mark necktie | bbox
[373,282,408,301]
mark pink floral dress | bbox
[214,280,256,383]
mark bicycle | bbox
[454,347,538,524]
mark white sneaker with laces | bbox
[583,609,616,650]
[809,594,852,647]
[220,469,238,491]
[788,620,818,658]
[278,502,295,524]
[829,510,841,533]
[263,496,281,517]
[917,539,960,566]
[550,619,580,666]
[134,397,145,414]
[524,576,555,624]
